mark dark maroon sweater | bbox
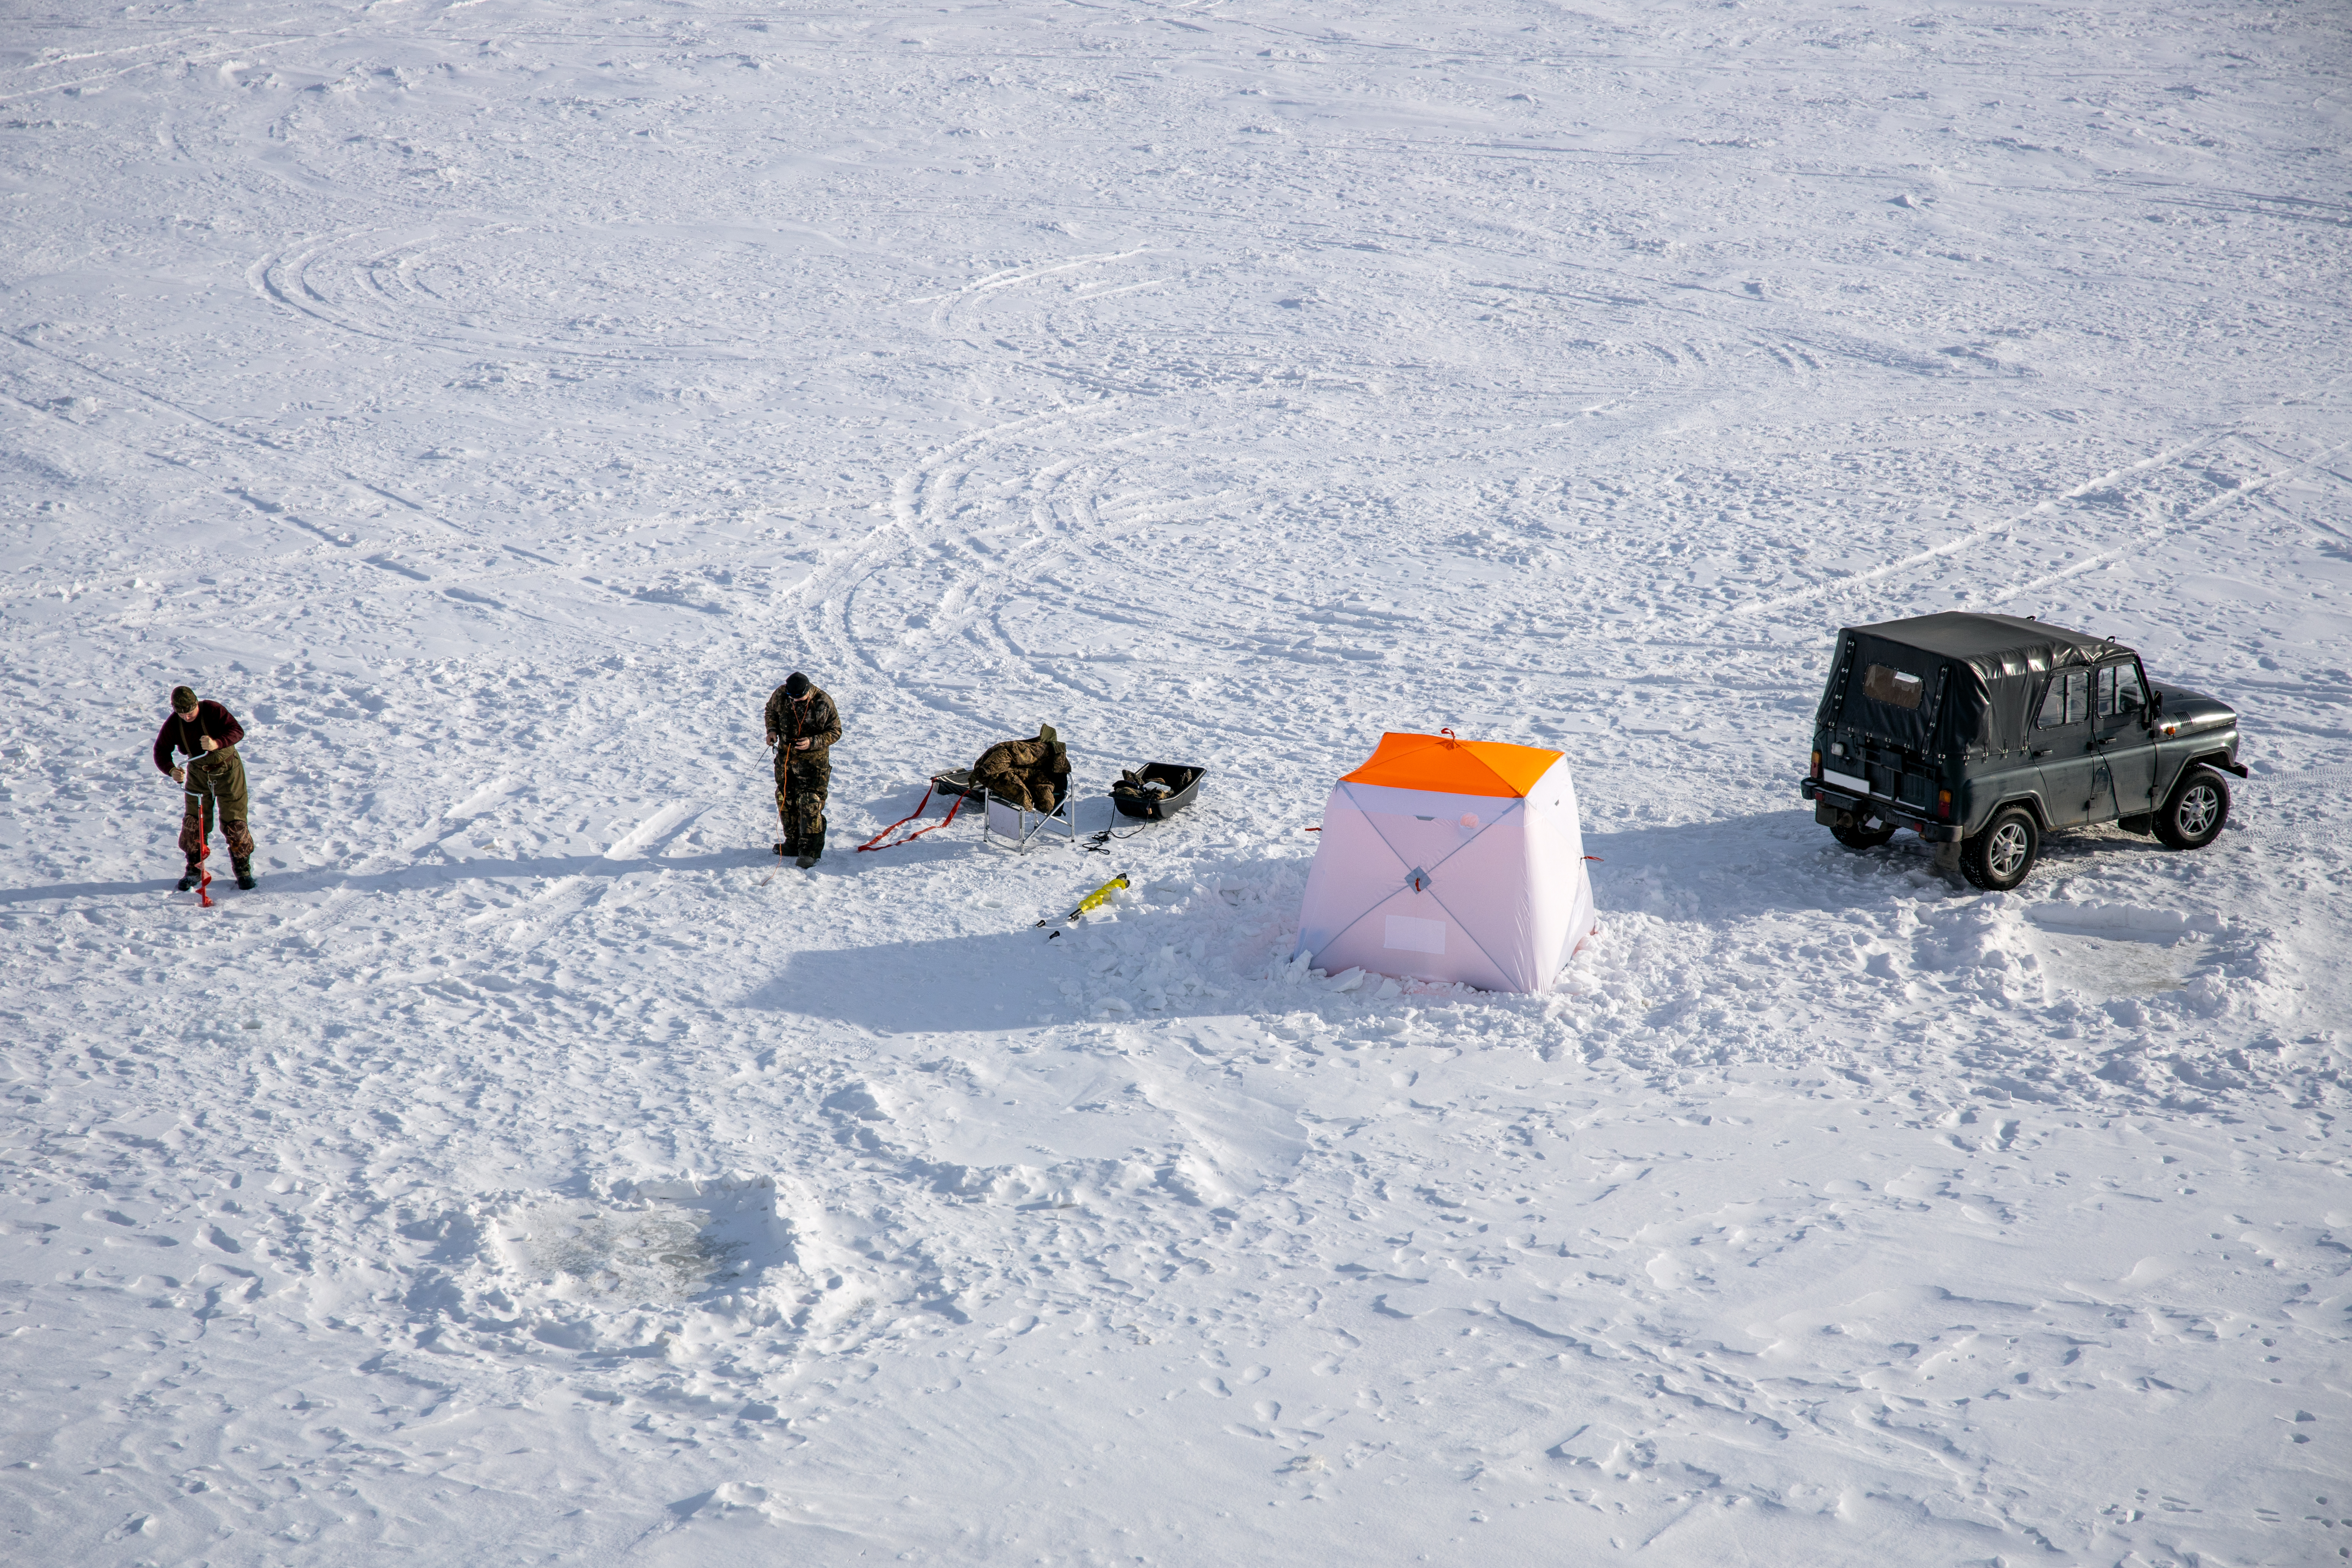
[153,701,245,774]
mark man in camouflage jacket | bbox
[764,672,841,866]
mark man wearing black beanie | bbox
[762,672,841,867]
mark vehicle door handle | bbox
[2030,748,2052,758]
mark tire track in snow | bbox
[252,223,822,366]
[1979,437,2352,608]
[0,11,392,107]
[882,405,1462,752]
[475,800,714,948]
[283,820,490,943]
[1722,373,2352,628]
[286,790,704,949]
[0,341,762,657]
[1720,426,2251,626]
[0,331,479,540]
[909,248,1161,326]
[787,400,1130,702]
[603,800,700,860]
[875,420,1241,684]
[826,399,1308,764]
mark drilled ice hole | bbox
[499,1200,741,1304]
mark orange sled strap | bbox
[857,785,965,852]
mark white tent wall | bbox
[1292,759,1594,993]
[1296,791,1525,991]
[1525,759,1597,983]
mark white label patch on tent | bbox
[1383,914,1447,955]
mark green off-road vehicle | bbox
[1799,613,2246,891]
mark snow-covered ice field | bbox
[3,0,2349,1561]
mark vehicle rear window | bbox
[1862,665,1924,710]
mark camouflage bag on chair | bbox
[968,724,1069,812]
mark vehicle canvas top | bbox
[1820,611,2132,758]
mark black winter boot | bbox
[233,857,257,890]
[795,819,826,869]
[175,855,203,892]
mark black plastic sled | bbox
[1111,763,1205,821]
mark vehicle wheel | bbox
[1960,807,2039,891]
[1831,817,1897,850]
[2154,766,2230,850]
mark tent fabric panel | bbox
[1292,787,1412,959]
[1307,884,1516,992]
[1335,785,1538,982]
[1337,781,1532,825]
[1333,782,1522,874]
[1383,913,1448,955]
[1292,787,1413,968]
[1378,810,1537,989]
[1523,754,1583,841]
[1339,732,1563,798]
[1338,733,1454,789]
[1293,787,1521,990]
[1522,789,1595,981]
[1455,739,1564,796]
[1519,756,1593,983]
[1346,732,1436,774]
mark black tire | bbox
[1960,807,2039,891]
[1831,818,1898,850]
[2154,766,2230,850]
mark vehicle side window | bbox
[2097,664,2116,717]
[2114,662,2145,712]
[2037,669,2088,728]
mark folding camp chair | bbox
[982,789,1080,852]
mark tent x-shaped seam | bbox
[1308,784,1525,980]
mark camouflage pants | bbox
[180,749,255,861]
[774,752,830,846]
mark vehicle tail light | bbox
[1811,750,1823,781]
[1937,789,1952,818]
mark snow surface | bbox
[3,0,2349,1561]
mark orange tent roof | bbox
[1339,732,1564,798]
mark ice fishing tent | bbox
[1293,732,1594,994]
